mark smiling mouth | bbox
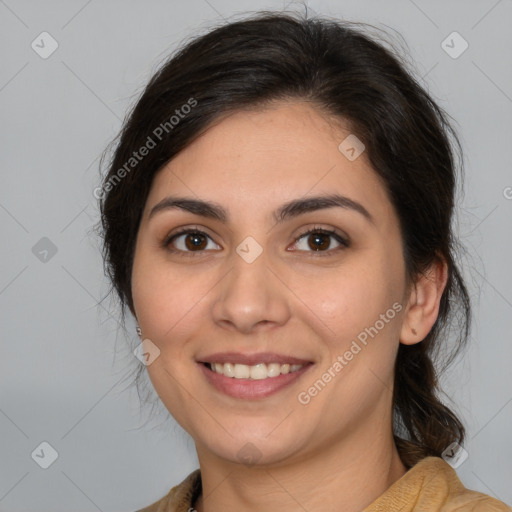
[203,361,306,380]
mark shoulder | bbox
[420,457,510,511]
[134,469,201,512]
[364,457,511,512]
[441,492,512,511]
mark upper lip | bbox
[197,352,313,366]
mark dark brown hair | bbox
[98,11,470,469]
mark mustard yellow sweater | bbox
[136,456,511,511]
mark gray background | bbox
[1,0,511,511]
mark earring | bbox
[411,328,417,335]
[136,326,142,338]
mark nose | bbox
[210,251,291,334]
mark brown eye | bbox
[166,230,221,253]
[307,232,331,251]
[291,228,349,254]
[184,233,208,251]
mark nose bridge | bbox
[211,246,290,332]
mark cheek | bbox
[300,257,399,334]
[133,280,202,348]
[131,245,193,341]
[306,256,405,384]
[131,251,203,426]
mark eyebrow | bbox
[148,193,374,225]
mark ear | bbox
[400,257,448,345]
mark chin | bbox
[195,426,310,468]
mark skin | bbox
[131,100,447,512]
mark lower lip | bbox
[198,362,313,399]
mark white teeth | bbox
[208,362,305,379]
[266,363,281,377]
[223,362,235,377]
[250,363,267,380]
[234,363,250,379]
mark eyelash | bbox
[290,226,350,256]
[162,225,350,258]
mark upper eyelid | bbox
[295,226,349,241]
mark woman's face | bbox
[131,101,410,466]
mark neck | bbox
[193,429,407,512]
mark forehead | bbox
[144,101,394,224]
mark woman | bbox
[98,11,511,512]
